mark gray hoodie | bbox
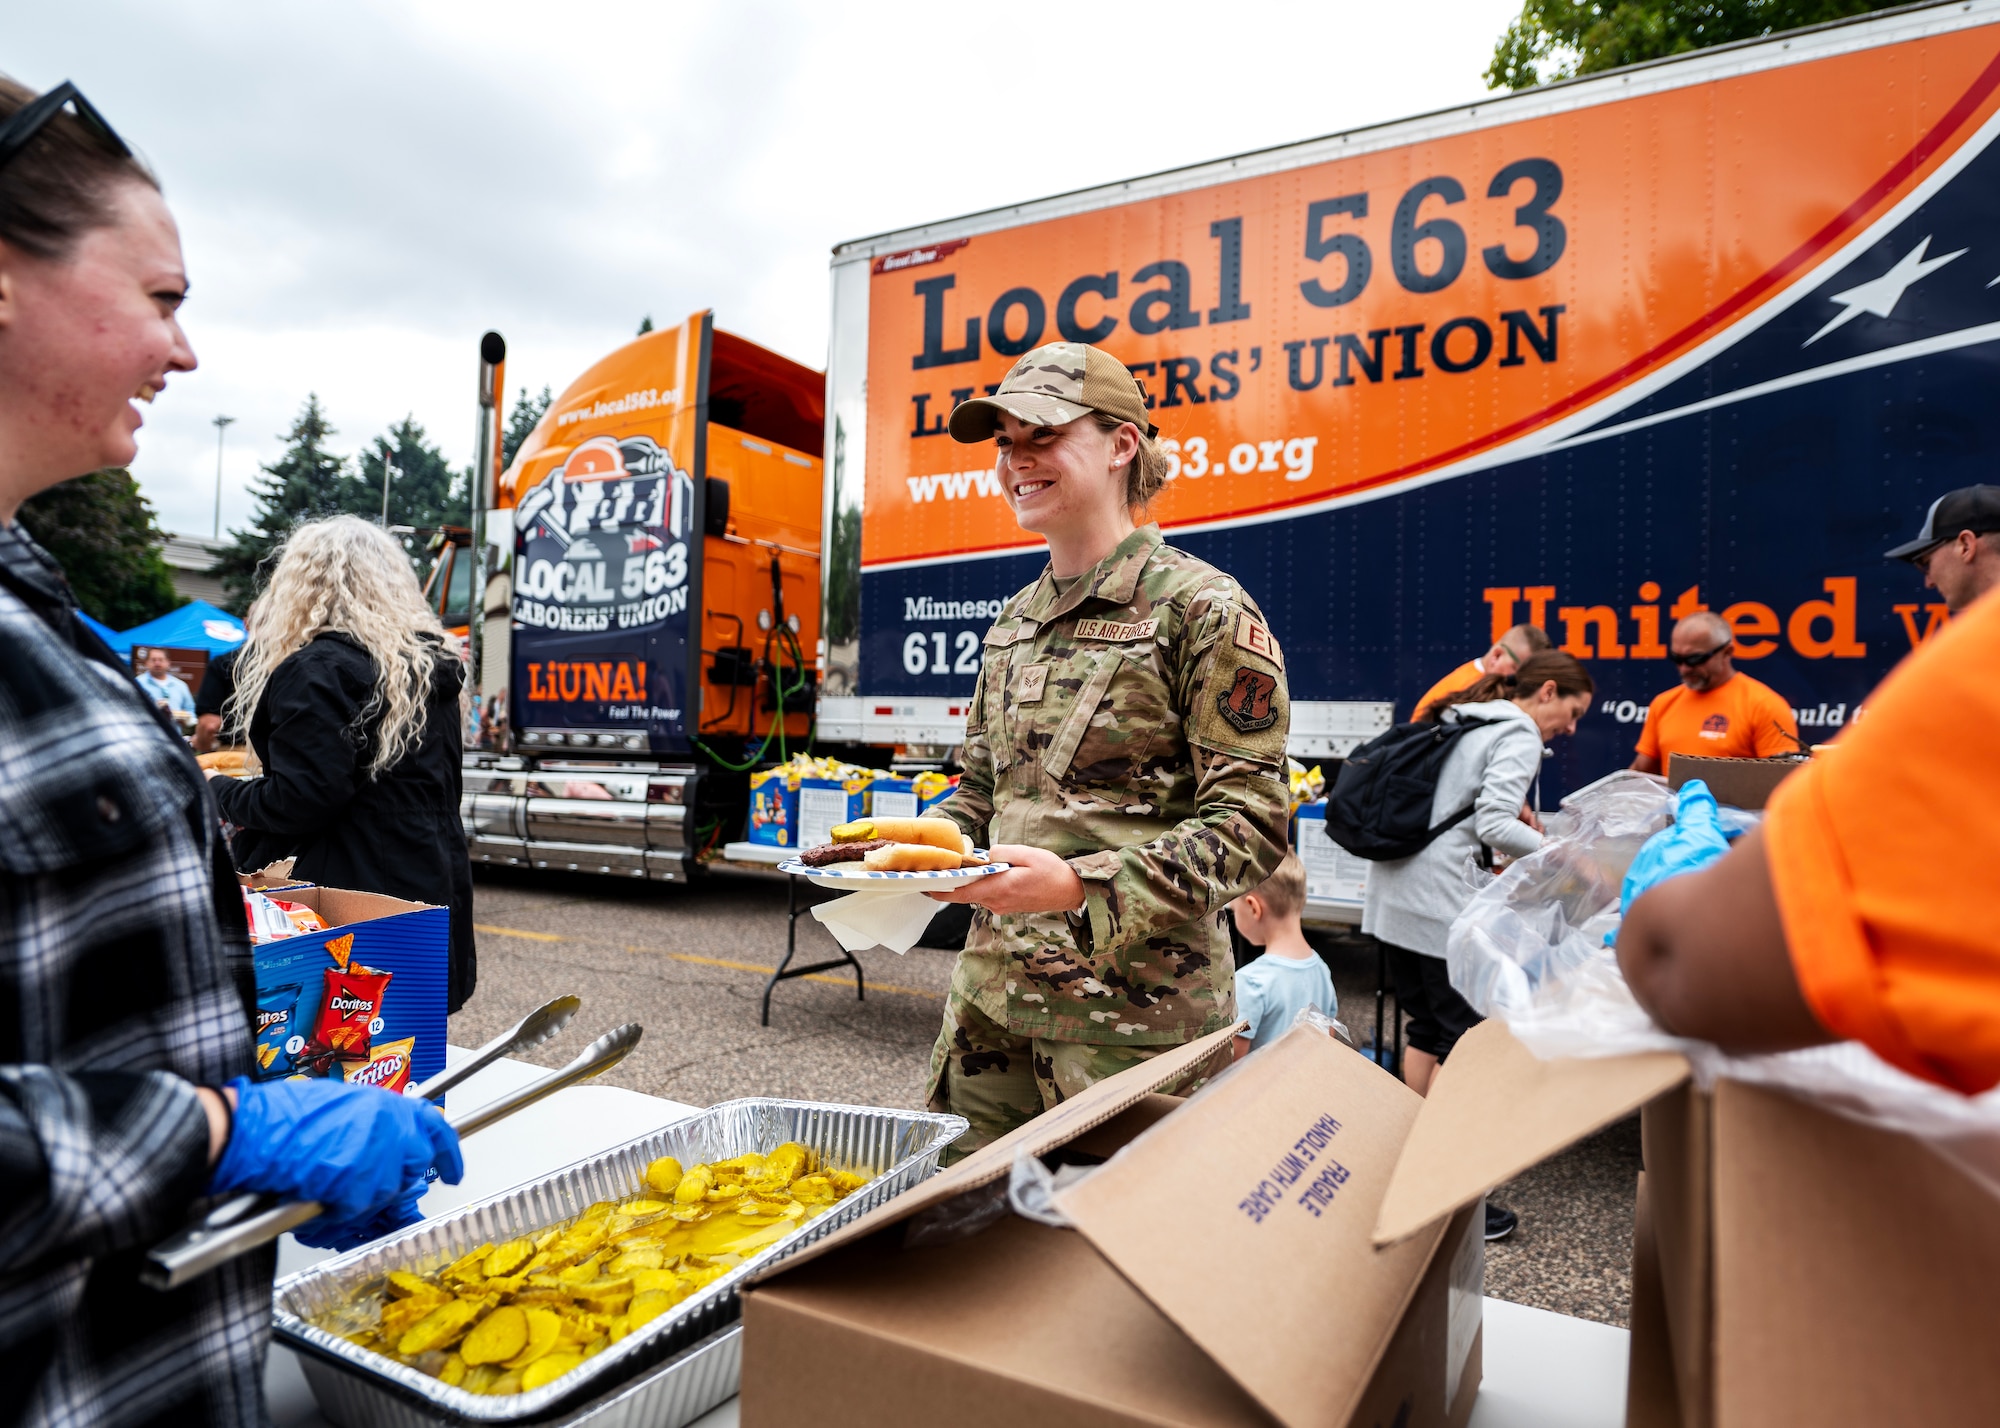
[1360,699,1545,956]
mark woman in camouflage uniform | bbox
[926,342,1293,1156]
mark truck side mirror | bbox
[705,478,730,538]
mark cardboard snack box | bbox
[748,766,801,847]
[1664,753,1806,810]
[1373,1021,2000,1426]
[865,772,955,821]
[796,773,875,850]
[743,1025,1484,1428]
[249,886,449,1093]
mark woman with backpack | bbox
[1363,650,1593,1233]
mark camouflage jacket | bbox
[933,524,1292,1045]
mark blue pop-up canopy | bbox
[77,610,122,648]
[108,599,246,656]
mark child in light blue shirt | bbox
[1229,851,1338,1057]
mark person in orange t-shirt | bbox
[1617,585,2000,1094]
[1412,623,1550,720]
[1630,611,1798,773]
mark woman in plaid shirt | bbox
[0,78,462,1423]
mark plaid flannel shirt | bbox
[0,522,271,1426]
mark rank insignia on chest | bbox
[1016,664,1050,704]
[1219,666,1280,733]
[1233,612,1284,670]
[1073,617,1160,643]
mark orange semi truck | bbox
[461,318,827,879]
[465,2,2000,887]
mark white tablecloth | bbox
[266,1050,1628,1427]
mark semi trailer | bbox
[467,1,2000,899]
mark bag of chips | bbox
[244,889,328,943]
[254,982,303,1076]
[310,964,393,1059]
[341,1036,415,1094]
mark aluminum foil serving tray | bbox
[274,1097,965,1425]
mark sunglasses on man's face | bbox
[1669,642,1731,667]
[0,81,132,176]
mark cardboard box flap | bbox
[1373,1019,1689,1247]
[749,1020,1243,1284]
[1057,1027,1440,1428]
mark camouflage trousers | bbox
[926,991,1211,1164]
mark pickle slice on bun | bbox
[828,817,964,852]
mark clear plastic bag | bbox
[1446,770,1686,1059]
[1446,769,2000,1199]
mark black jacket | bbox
[212,633,477,1011]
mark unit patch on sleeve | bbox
[1218,667,1280,733]
[1073,617,1160,643]
[1232,612,1284,670]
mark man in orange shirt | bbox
[1617,583,2000,1094]
[1412,623,1550,719]
[1629,611,1798,773]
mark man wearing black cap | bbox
[1886,484,2000,615]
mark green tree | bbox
[501,385,552,470]
[356,414,469,549]
[636,315,654,335]
[1487,0,1894,89]
[213,394,361,609]
[17,468,183,628]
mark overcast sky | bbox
[8,0,1520,538]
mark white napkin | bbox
[809,888,941,954]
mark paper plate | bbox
[776,857,1011,890]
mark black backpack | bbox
[1323,716,1499,861]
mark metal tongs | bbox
[142,996,642,1290]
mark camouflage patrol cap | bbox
[947,342,1160,443]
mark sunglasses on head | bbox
[1669,641,1730,667]
[0,81,131,176]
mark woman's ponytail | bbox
[1419,650,1594,721]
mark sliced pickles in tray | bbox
[313,1144,869,1398]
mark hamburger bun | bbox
[831,817,964,853]
[863,842,967,872]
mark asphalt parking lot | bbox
[453,866,1639,1326]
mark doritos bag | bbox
[310,965,392,1058]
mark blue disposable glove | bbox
[306,1183,430,1253]
[210,1076,463,1248]
[1619,779,1732,918]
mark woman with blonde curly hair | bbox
[212,514,477,1009]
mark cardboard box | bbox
[250,887,449,1093]
[1373,1020,2000,1426]
[1296,800,1369,906]
[865,772,954,821]
[1664,753,1805,810]
[796,773,873,850]
[747,766,801,847]
[743,1025,1485,1427]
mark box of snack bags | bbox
[866,770,956,820]
[797,770,879,850]
[246,886,449,1096]
[747,765,802,847]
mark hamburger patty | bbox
[798,839,892,867]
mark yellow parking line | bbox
[625,945,942,1001]
[475,923,564,942]
[475,923,939,999]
